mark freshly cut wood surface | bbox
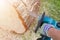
[0,0,40,40]
[0,0,26,34]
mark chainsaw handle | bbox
[57,22,60,28]
[37,34,51,40]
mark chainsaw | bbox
[35,12,60,40]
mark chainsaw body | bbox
[36,12,60,40]
[43,16,60,29]
[41,16,60,40]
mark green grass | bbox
[40,0,60,21]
